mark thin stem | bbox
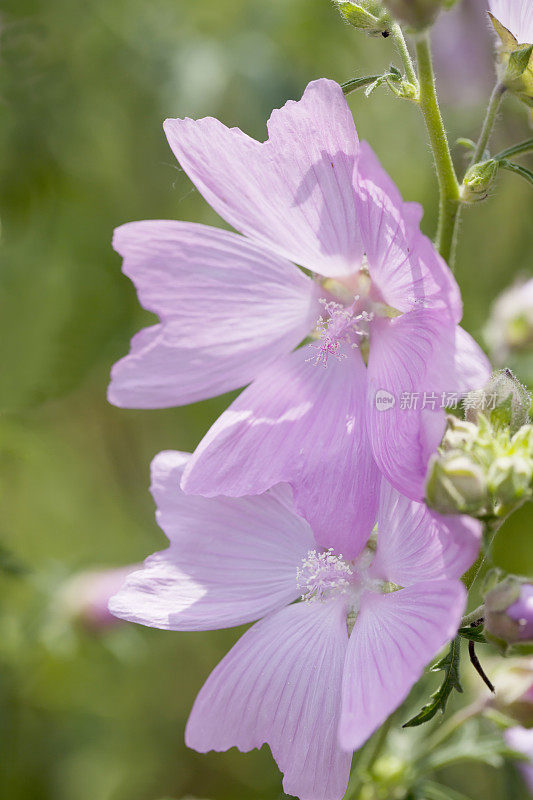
[424,699,485,753]
[414,33,461,266]
[391,23,419,89]
[461,604,485,626]
[470,82,506,167]
[493,136,533,161]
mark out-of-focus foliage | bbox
[0,0,531,798]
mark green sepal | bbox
[507,44,533,82]
[488,12,533,106]
[488,12,518,51]
[403,637,462,727]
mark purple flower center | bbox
[307,298,374,367]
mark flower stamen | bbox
[297,548,353,602]
[307,298,374,367]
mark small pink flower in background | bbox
[488,0,533,43]
[57,565,139,630]
[433,0,494,106]
[505,726,533,796]
[108,79,489,553]
[108,451,481,800]
[484,276,533,365]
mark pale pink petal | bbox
[339,580,466,751]
[367,312,490,500]
[186,600,352,800]
[369,479,482,586]
[108,221,319,408]
[367,310,448,500]
[418,325,491,464]
[453,326,492,389]
[164,79,363,277]
[489,0,533,43]
[182,344,379,558]
[357,142,461,319]
[108,452,313,630]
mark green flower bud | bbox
[460,159,499,204]
[333,1,392,35]
[465,369,531,435]
[425,452,489,515]
[489,13,533,108]
[440,416,479,452]
[381,0,456,31]
[488,455,532,511]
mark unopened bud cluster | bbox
[426,371,532,518]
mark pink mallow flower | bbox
[56,565,139,630]
[488,0,533,43]
[505,726,533,796]
[108,79,489,556]
[109,451,481,800]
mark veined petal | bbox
[489,0,533,43]
[369,479,482,586]
[453,325,492,390]
[339,580,466,751]
[108,221,319,408]
[164,79,364,277]
[182,344,379,558]
[367,310,446,500]
[367,312,490,500]
[108,452,313,630]
[186,600,352,800]
[357,142,461,320]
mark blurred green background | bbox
[0,0,532,798]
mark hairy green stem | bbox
[470,82,506,167]
[461,604,485,626]
[414,34,460,266]
[391,23,419,89]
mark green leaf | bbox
[403,637,462,728]
[457,625,486,643]
[498,159,533,188]
[341,75,382,94]
[456,138,476,151]
[365,76,387,97]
